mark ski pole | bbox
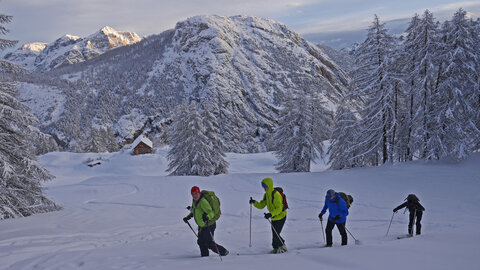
[345,226,361,245]
[186,220,198,238]
[206,220,223,261]
[266,214,285,247]
[386,212,395,236]
[249,197,253,248]
[319,217,326,244]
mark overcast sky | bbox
[1,0,479,49]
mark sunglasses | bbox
[261,182,268,188]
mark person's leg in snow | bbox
[197,226,210,256]
[325,219,334,247]
[325,220,348,246]
[197,223,228,257]
[336,222,348,245]
[206,223,228,256]
[271,217,286,252]
[415,210,423,235]
[408,211,415,235]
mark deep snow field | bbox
[1,148,479,270]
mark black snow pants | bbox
[325,220,348,246]
[197,223,228,257]
[271,217,286,249]
[409,210,423,235]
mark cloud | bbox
[2,0,320,45]
[433,1,480,12]
[297,1,480,35]
[287,3,303,8]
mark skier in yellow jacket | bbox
[249,177,287,253]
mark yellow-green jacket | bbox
[186,194,215,228]
[254,177,287,221]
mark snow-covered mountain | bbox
[4,26,141,71]
[18,15,350,153]
[3,42,47,69]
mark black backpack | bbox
[338,192,354,209]
[271,187,289,211]
[406,194,419,203]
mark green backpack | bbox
[201,190,221,222]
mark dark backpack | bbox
[271,187,289,211]
[406,194,419,203]
[338,192,353,209]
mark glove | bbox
[249,197,255,205]
[183,216,191,223]
[318,213,323,221]
[264,213,272,219]
[202,213,209,223]
[186,206,191,210]
[393,209,397,213]
[332,215,340,221]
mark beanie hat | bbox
[191,186,201,195]
[326,189,336,198]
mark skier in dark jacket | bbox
[318,189,349,247]
[393,194,425,235]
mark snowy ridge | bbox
[4,26,141,71]
[19,15,349,152]
[3,42,48,69]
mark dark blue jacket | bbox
[320,193,349,223]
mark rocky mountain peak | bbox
[3,27,141,71]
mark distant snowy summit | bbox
[2,42,47,70]
[3,26,141,71]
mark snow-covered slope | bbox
[18,15,350,152]
[0,150,478,269]
[316,43,354,74]
[4,26,141,71]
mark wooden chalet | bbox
[132,135,153,155]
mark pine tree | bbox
[404,10,441,160]
[167,101,214,176]
[273,90,329,172]
[348,15,399,166]
[470,18,480,150]
[328,101,359,170]
[0,13,60,219]
[401,14,422,161]
[201,102,228,175]
[435,9,479,159]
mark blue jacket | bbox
[320,193,349,223]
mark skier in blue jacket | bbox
[318,189,349,247]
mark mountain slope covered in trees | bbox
[16,15,350,153]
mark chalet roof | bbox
[132,135,153,149]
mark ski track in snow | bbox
[1,151,479,269]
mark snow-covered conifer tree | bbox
[403,10,441,160]
[434,9,480,159]
[0,13,60,219]
[167,101,214,176]
[274,90,330,172]
[201,102,228,175]
[348,15,400,166]
[328,101,359,170]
